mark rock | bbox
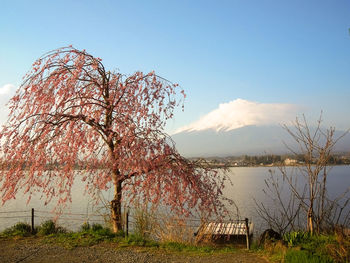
[258,229,282,245]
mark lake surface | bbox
[0,166,349,233]
[223,166,350,232]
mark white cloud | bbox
[0,84,14,95]
[175,98,300,133]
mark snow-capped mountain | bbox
[171,99,349,157]
[172,125,350,157]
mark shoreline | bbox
[206,163,350,169]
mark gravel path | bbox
[0,238,269,263]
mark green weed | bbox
[80,222,91,232]
[119,233,157,247]
[37,220,66,235]
[263,231,341,262]
[1,222,32,237]
[283,231,310,247]
[285,249,333,263]
[41,222,130,248]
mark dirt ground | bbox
[0,237,270,263]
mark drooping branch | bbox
[0,46,229,232]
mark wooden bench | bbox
[196,218,253,249]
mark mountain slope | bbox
[171,125,350,157]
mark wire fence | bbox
[0,207,253,249]
[0,208,109,232]
[0,208,250,225]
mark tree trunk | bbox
[307,206,314,234]
[111,179,123,233]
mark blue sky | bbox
[1,0,350,132]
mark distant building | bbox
[284,158,297,165]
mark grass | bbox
[43,232,117,248]
[0,221,243,255]
[260,230,350,263]
[284,249,333,263]
[283,232,338,262]
[41,222,124,248]
[9,221,348,262]
[161,241,213,252]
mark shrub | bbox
[1,222,32,237]
[154,216,195,244]
[37,220,66,235]
[80,222,90,231]
[92,226,114,238]
[326,229,350,263]
[80,222,105,232]
[133,207,155,239]
[91,223,103,232]
[79,222,117,239]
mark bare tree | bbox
[255,168,304,235]
[256,114,350,234]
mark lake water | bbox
[0,166,349,233]
[223,166,350,232]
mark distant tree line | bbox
[195,153,350,167]
[242,154,282,165]
[242,154,350,165]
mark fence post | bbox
[245,218,250,250]
[31,208,35,233]
[126,210,129,237]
